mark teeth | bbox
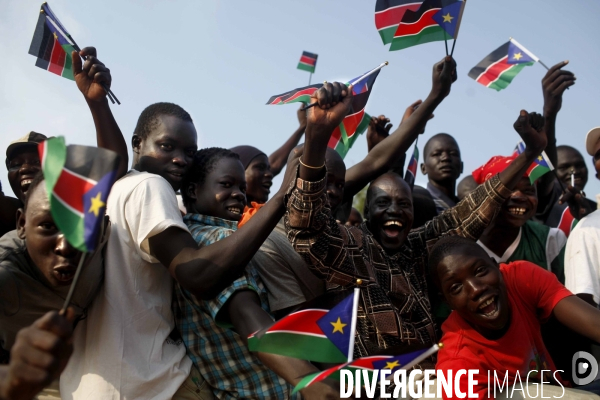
[21,179,32,187]
[383,221,403,227]
[478,298,494,310]
[227,207,241,215]
[508,207,526,215]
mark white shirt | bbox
[61,171,192,399]
[565,210,600,305]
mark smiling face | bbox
[556,146,588,191]
[421,134,463,186]
[244,154,273,204]
[325,149,346,212]
[496,177,538,228]
[17,181,82,287]
[189,157,247,221]
[7,147,41,202]
[437,245,510,338]
[365,173,414,254]
[133,115,198,192]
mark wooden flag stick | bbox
[444,38,449,56]
[60,252,87,313]
[308,72,312,86]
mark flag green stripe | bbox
[49,196,86,251]
[379,26,398,45]
[334,113,370,159]
[528,164,551,184]
[281,94,312,105]
[43,137,67,194]
[60,44,76,80]
[389,25,450,51]
[297,63,315,73]
[487,62,534,91]
[248,332,347,363]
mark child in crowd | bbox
[177,147,339,399]
[431,235,600,399]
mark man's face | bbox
[496,177,538,229]
[325,150,346,212]
[17,183,83,287]
[134,115,198,192]
[556,147,588,191]
[366,175,414,254]
[189,157,247,222]
[593,142,600,180]
[421,135,463,186]
[437,247,510,337]
[7,147,41,202]
[244,154,273,204]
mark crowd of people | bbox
[1,45,600,400]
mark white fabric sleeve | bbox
[124,176,189,263]
[565,224,600,304]
[546,227,567,269]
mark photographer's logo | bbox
[572,351,598,385]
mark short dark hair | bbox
[423,133,460,160]
[181,147,241,208]
[364,172,405,216]
[428,236,481,289]
[133,102,193,140]
[23,171,45,211]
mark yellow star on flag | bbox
[330,317,347,334]
[385,360,401,370]
[442,13,454,23]
[88,192,105,217]
[513,52,523,61]
[537,155,544,162]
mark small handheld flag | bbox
[389,0,451,52]
[248,289,360,363]
[514,141,554,184]
[375,0,423,45]
[292,344,441,393]
[557,207,578,237]
[297,51,318,74]
[404,143,419,189]
[28,2,120,104]
[468,39,539,91]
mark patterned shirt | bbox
[285,173,512,363]
[174,213,299,400]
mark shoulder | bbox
[501,260,554,285]
[0,231,26,264]
[113,170,174,199]
[576,210,600,229]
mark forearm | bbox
[498,149,543,190]
[86,98,128,178]
[553,296,600,344]
[257,352,319,386]
[538,111,558,198]
[173,195,285,300]
[269,125,305,177]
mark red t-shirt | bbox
[436,261,573,399]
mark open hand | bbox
[307,82,354,135]
[559,185,593,220]
[542,61,575,115]
[367,115,392,151]
[431,56,457,100]
[73,47,111,102]
[0,309,75,400]
[513,110,547,155]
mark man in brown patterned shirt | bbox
[284,56,550,362]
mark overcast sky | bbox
[2,0,600,200]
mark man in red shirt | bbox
[429,235,600,399]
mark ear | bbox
[16,208,26,239]
[186,182,199,202]
[459,161,464,175]
[132,135,142,154]
[420,162,427,175]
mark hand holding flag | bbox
[72,47,113,103]
[541,61,576,115]
[431,56,457,100]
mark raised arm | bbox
[342,59,453,201]
[536,61,576,211]
[552,295,600,344]
[268,104,307,177]
[150,155,301,300]
[72,47,128,179]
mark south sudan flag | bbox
[468,39,538,91]
[297,51,318,74]
[375,0,423,45]
[29,3,77,80]
[404,144,419,188]
[39,137,119,252]
[389,0,451,51]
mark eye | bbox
[337,182,344,190]
[220,181,232,188]
[160,144,173,151]
[450,283,462,295]
[475,266,488,276]
[40,222,57,231]
[185,149,196,157]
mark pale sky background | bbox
[1,0,600,200]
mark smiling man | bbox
[285,56,549,361]
[421,133,463,214]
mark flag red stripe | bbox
[267,309,328,336]
[557,207,575,236]
[393,8,439,37]
[52,168,95,213]
[475,56,513,87]
[283,87,319,103]
[375,3,421,29]
[299,56,317,66]
[341,109,365,138]
[48,37,65,76]
[328,126,343,149]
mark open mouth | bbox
[21,179,33,193]
[507,207,527,216]
[382,220,404,238]
[477,296,499,318]
[52,266,76,284]
[226,206,242,215]
[168,171,184,180]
